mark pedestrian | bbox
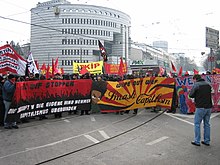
[189,74,212,146]
[0,75,5,126]
[2,74,19,129]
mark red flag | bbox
[159,67,165,76]
[178,66,183,77]
[118,57,124,77]
[169,71,173,78]
[193,68,199,75]
[60,68,64,74]
[40,63,47,75]
[35,60,39,70]
[52,58,55,77]
[80,66,89,75]
[98,40,108,62]
[171,61,177,72]
[55,57,58,67]
[46,64,50,79]
[185,71,189,76]
[54,57,59,74]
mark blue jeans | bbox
[194,108,211,144]
[3,100,16,127]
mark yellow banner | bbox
[95,77,175,111]
[73,61,103,74]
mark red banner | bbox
[104,63,127,74]
[6,79,92,121]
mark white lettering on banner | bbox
[36,103,44,108]
[0,47,14,55]
[51,106,77,113]
[17,105,30,113]
[7,108,17,114]
[20,109,49,118]
[0,56,17,63]
[75,99,91,104]
[46,101,63,107]
[64,100,75,105]
[0,62,19,70]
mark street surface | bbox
[0,109,219,165]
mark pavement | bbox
[0,108,220,165]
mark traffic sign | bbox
[206,27,219,50]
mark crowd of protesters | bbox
[2,70,211,129]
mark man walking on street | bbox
[2,74,18,129]
[189,74,212,146]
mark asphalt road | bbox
[0,109,219,165]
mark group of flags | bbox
[170,61,199,77]
[0,40,126,77]
[3,42,201,78]
[0,44,64,78]
[98,40,127,76]
[40,58,64,79]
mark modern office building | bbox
[153,40,168,52]
[30,0,131,73]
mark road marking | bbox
[99,130,110,139]
[91,116,96,122]
[172,113,194,119]
[172,113,220,119]
[165,113,194,126]
[211,113,220,119]
[146,136,169,145]
[63,119,70,123]
[84,135,100,143]
[0,150,28,159]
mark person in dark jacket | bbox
[2,74,18,129]
[0,75,5,126]
[189,74,212,146]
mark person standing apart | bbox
[189,74,212,146]
[2,74,18,129]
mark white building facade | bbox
[31,0,131,73]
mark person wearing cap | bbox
[2,74,18,129]
[189,74,212,146]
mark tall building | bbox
[30,0,131,73]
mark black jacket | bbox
[189,78,212,108]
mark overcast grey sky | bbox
[0,0,219,65]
